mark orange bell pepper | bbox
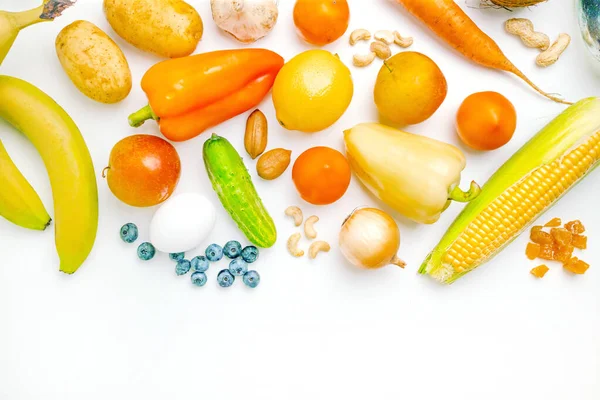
[128,49,284,142]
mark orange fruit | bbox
[292,147,351,205]
[456,91,517,151]
[293,0,350,46]
[105,135,181,207]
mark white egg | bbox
[149,193,217,253]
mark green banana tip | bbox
[448,181,481,203]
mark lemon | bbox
[273,50,353,133]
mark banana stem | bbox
[448,181,481,203]
[128,105,157,127]
[9,5,46,30]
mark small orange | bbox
[456,91,517,151]
[292,147,351,205]
[293,0,350,46]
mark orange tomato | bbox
[292,147,351,205]
[456,91,517,151]
[293,0,350,46]
[105,135,181,207]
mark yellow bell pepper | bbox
[344,123,480,224]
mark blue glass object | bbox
[578,0,600,62]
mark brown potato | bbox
[103,0,203,58]
[55,20,132,104]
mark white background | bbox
[0,0,598,399]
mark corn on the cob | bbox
[421,98,600,284]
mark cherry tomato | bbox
[456,91,517,151]
[292,147,351,205]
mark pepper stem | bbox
[390,255,406,269]
[128,105,157,127]
[448,181,481,203]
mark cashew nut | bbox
[309,241,331,259]
[370,41,391,60]
[285,206,303,226]
[536,33,571,67]
[287,233,304,258]
[304,216,319,239]
[374,30,395,45]
[505,18,550,51]
[393,31,413,48]
[349,29,371,45]
[353,52,376,67]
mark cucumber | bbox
[203,134,277,248]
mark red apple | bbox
[104,135,181,207]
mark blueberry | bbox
[217,269,235,287]
[120,223,138,243]
[137,242,155,261]
[205,244,223,262]
[241,246,259,263]
[223,240,242,259]
[175,259,192,276]
[169,252,185,262]
[191,256,209,273]
[229,258,248,276]
[243,270,260,288]
[191,271,207,287]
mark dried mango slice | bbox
[550,228,573,247]
[565,220,585,235]
[539,244,554,260]
[530,265,550,278]
[572,234,587,250]
[544,217,562,227]
[564,257,590,275]
[526,242,541,260]
[553,244,574,263]
[530,229,554,245]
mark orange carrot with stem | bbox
[395,0,571,105]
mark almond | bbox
[256,148,292,180]
[244,109,268,159]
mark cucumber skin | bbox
[203,134,277,248]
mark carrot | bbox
[395,0,570,104]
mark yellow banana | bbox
[0,76,98,274]
[1,1,76,65]
[0,140,51,230]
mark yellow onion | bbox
[339,207,406,269]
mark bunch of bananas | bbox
[0,1,94,274]
[0,76,98,274]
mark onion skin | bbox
[339,207,406,269]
